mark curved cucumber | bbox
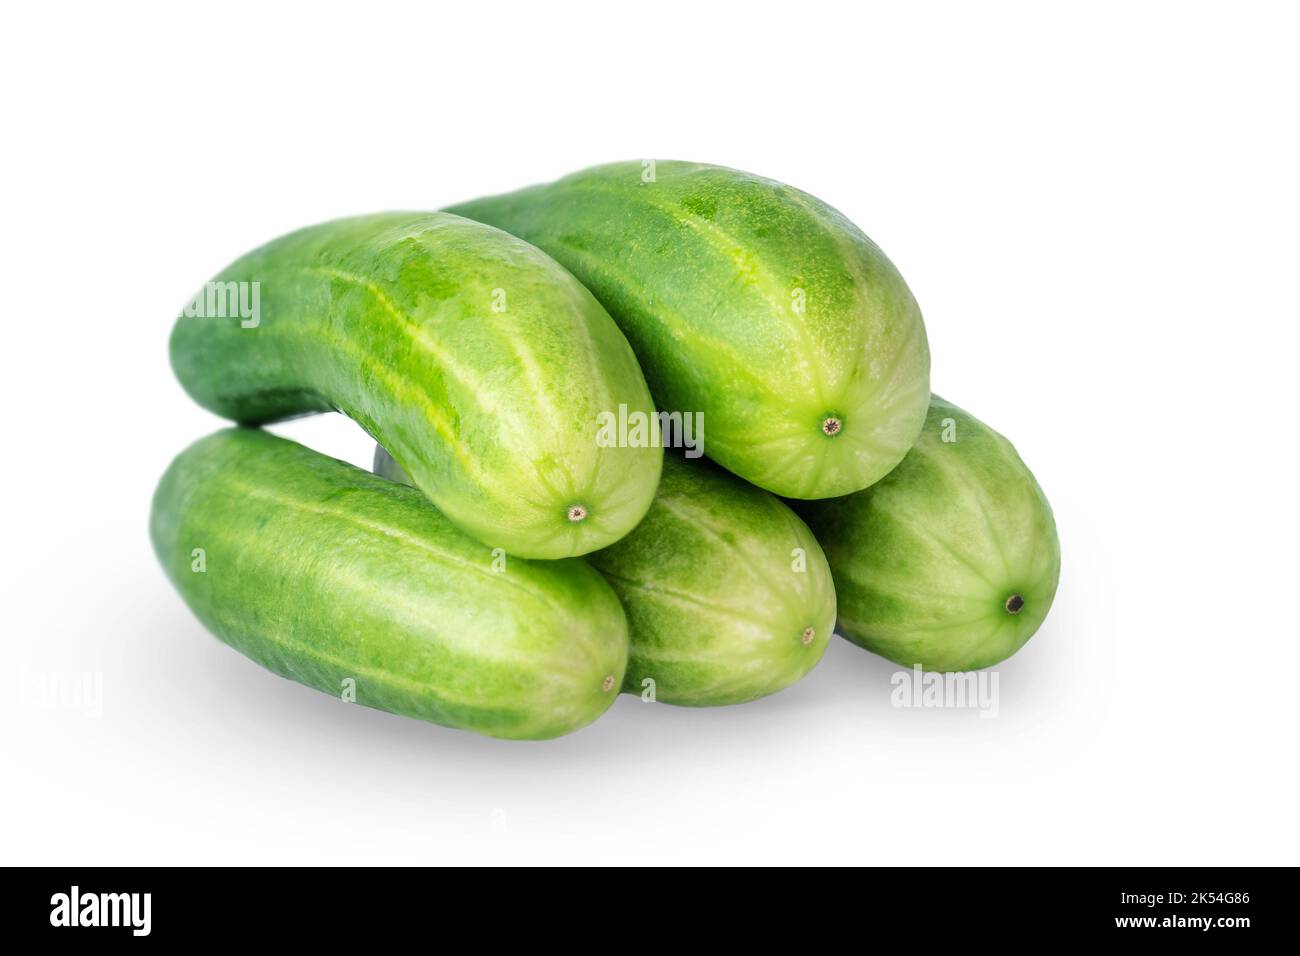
[152,429,628,740]
[169,212,662,559]
[378,446,836,706]
[447,161,931,499]
[795,396,1060,671]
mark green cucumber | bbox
[151,428,629,740]
[377,446,836,706]
[446,160,931,499]
[169,212,662,559]
[794,396,1060,671]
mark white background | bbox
[3,1,1297,865]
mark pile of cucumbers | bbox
[153,160,1060,740]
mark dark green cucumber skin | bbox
[447,161,931,500]
[795,396,1060,672]
[169,212,662,560]
[378,446,836,706]
[151,429,628,740]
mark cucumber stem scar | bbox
[801,626,816,645]
[1004,594,1025,614]
[821,417,842,437]
[567,505,588,522]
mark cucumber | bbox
[446,161,931,499]
[794,396,1060,671]
[151,429,629,740]
[377,446,836,706]
[169,212,662,559]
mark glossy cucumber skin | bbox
[169,212,662,559]
[795,396,1060,671]
[447,161,931,500]
[151,429,629,740]
[378,446,836,706]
